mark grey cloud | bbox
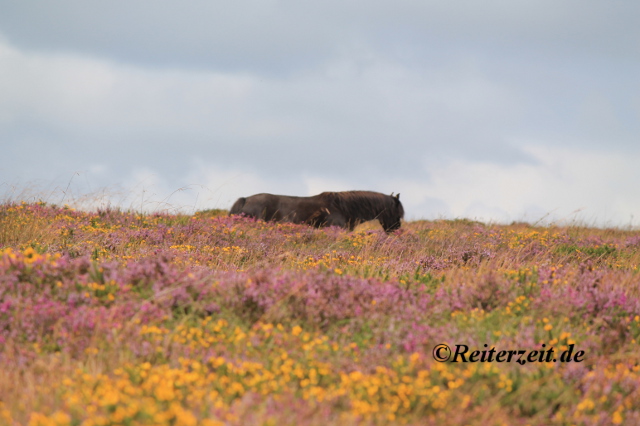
[1,1,639,224]
[1,1,638,73]
[0,33,536,189]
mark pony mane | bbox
[320,191,403,222]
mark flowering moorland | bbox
[2,201,640,425]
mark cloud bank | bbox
[1,1,639,227]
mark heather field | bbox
[2,202,640,425]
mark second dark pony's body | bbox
[229,191,404,232]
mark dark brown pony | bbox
[229,191,404,232]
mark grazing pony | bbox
[229,191,404,232]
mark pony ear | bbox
[390,192,395,197]
[395,193,400,200]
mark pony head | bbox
[381,192,404,232]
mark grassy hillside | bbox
[2,201,640,425]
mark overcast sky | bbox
[1,1,639,226]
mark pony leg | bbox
[325,213,348,230]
